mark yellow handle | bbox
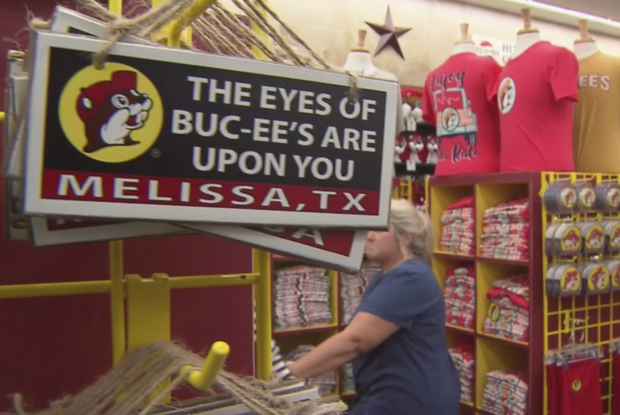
[0,111,5,123]
[182,341,230,390]
[168,0,217,47]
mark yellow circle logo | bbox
[559,187,577,209]
[608,188,620,208]
[585,225,604,250]
[579,187,595,208]
[488,303,500,322]
[572,379,581,392]
[560,266,581,292]
[588,266,609,291]
[58,63,163,163]
[560,226,581,252]
[612,267,620,287]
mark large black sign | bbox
[24,31,398,228]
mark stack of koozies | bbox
[273,265,332,331]
[440,196,475,256]
[340,262,381,324]
[482,275,530,342]
[449,337,474,403]
[443,266,475,330]
[482,370,528,415]
[480,198,530,261]
[281,344,337,396]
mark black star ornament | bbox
[365,6,411,60]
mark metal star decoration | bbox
[365,6,411,60]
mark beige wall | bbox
[239,0,620,86]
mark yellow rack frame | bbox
[0,0,275,395]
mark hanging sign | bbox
[29,217,187,247]
[185,224,366,273]
[19,8,367,274]
[51,6,154,45]
[3,55,29,241]
[470,35,516,66]
[23,31,397,228]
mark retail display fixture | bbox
[429,172,543,415]
[430,171,620,415]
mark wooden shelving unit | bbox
[429,172,544,415]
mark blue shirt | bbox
[350,258,461,415]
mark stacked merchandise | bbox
[341,363,355,394]
[340,262,381,325]
[448,337,475,403]
[480,198,530,261]
[443,266,475,330]
[273,265,332,331]
[483,276,530,342]
[440,196,475,256]
[482,371,528,415]
[284,345,337,396]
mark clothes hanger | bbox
[609,337,620,354]
[556,319,600,364]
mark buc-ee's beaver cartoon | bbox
[442,108,459,130]
[76,70,153,154]
[498,79,514,112]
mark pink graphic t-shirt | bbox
[422,53,501,177]
[494,41,578,172]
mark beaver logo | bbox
[58,62,163,163]
[613,267,620,287]
[498,77,516,114]
[611,225,620,248]
[77,71,152,153]
[441,107,459,132]
[607,187,620,208]
[560,268,580,293]
[560,187,577,209]
[579,187,595,209]
[588,266,609,291]
[560,227,581,252]
[585,226,604,250]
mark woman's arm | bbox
[288,312,399,379]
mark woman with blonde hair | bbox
[273,199,460,414]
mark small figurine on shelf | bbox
[426,137,439,165]
[394,135,407,162]
[407,136,424,171]
[411,104,423,122]
[402,103,416,131]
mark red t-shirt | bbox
[494,41,578,172]
[422,52,501,176]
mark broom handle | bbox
[182,341,231,390]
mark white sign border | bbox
[23,31,396,229]
[50,5,154,45]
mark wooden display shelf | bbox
[269,255,346,400]
[429,172,543,415]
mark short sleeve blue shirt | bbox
[350,258,461,415]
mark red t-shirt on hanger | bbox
[422,52,501,177]
[493,41,578,172]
